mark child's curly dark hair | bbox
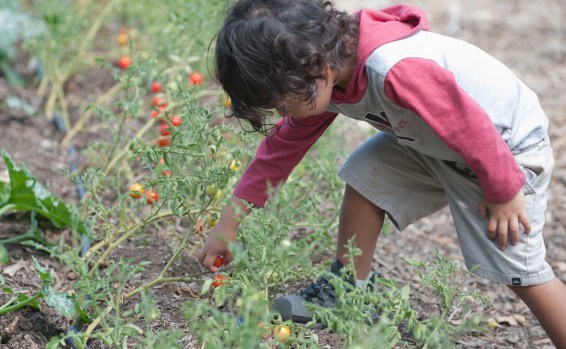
[214,0,358,132]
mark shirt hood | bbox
[332,5,429,103]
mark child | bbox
[196,0,566,346]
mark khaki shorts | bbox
[338,132,555,286]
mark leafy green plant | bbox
[0,148,86,234]
[0,256,76,317]
[0,0,46,85]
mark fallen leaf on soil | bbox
[2,260,26,277]
[495,314,527,327]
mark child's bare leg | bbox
[336,184,385,279]
[509,278,566,349]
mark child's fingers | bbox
[508,219,520,246]
[487,217,498,240]
[519,212,531,233]
[497,220,509,250]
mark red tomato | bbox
[117,56,131,70]
[171,116,182,127]
[150,82,162,94]
[159,158,171,176]
[157,136,171,147]
[212,274,227,288]
[152,96,163,107]
[160,123,170,136]
[213,255,224,268]
[189,72,204,85]
[146,190,158,205]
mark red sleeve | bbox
[384,58,525,203]
[234,112,338,206]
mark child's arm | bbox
[233,112,338,206]
[198,112,337,271]
[197,195,250,272]
[383,58,530,247]
[384,58,525,204]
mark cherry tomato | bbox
[189,72,204,85]
[273,325,291,342]
[152,96,164,107]
[150,81,162,94]
[116,31,129,46]
[117,56,131,70]
[160,123,170,136]
[171,116,182,127]
[212,274,227,288]
[229,159,241,172]
[158,158,171,176]
[207,214,219,228]
[145,190,158,205]
[157,136,171,147]
[129,183,144,198]
[224,96,232,108]
[213,255,224,268]
[205,184,218,198]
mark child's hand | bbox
[478,190,531,250]
[197,224,237,273]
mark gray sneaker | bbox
[272,260,379,324]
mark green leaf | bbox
[43,288,76,319]
[16,292,41,310]
[0,148,86,234]
[32,256,52,286]
[0,244,10,264]
[0,181,9,203]
[200,278,212,296]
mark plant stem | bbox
[0,292,42,316]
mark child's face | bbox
[276,65,337,119]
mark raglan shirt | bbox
[233,5,548,208]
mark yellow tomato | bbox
[129,183,144,198]
[229,159,241,172]
[273,325,291,342]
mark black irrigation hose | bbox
[51,113,91,349]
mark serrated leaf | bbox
[32,256,52,285]
[0,148,86,234]
[43,288,76,319]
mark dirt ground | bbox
[1,0,565,348]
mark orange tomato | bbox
[129,183,144,198]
